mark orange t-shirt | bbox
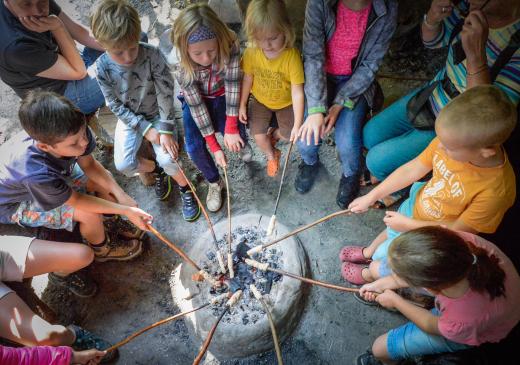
[413,138,516,233]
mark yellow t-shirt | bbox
[413,138,516,233]
[241,47,304,110]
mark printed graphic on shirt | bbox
[419,153,466,219]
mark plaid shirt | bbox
[174,43,241,137]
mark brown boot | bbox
[89,235,143,262]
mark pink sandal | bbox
[338,246,371,264]
[341,262,369,285]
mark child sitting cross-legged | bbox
[355,227,520,364]
[343,85,516,285]
[91,0,200,222]
[238,0,305,177]
[0,91,152,264]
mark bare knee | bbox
[73,245,95,267]
[372,333,390,360]
[38,325,74,346]
[368,261,381,280]
[74,209,103,227]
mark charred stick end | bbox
[245,258,269,271]
[210,292,230,305]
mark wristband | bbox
[204,134,222,153]
[224,115,239,135]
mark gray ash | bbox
[201,225,283,325]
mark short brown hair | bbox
[436,85,517,148]
[90,0,141,49]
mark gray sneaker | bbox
[206,179,224,212]
[70,324,117,363]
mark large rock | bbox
[172,213,309,359]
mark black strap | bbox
[489,28,520,81]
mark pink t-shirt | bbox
[0,345,72,365]
[325,1,371,76]
[436,232,520,346]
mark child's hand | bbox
[144,128,160,145]
[223,133,245,153]
[124,207,153,231]
[383,211,415,232]
[159,134,179,160]
[71,348,107,364]
[375,289,401,309]
[298,113,324,146]
[214,150,227,168]
[348,193,376,213]
[239,105,248,124]
[359,281,385,301]
[323,104,343,135]
[290,125,300,143]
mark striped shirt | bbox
[173,42,241,138]
[424,1,520,116]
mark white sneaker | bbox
[240,142,253,163]
[206,179,224,212]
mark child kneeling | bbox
[342,86,517,284]
[239,0,304,177]
[91,0,200,222]
[356,227,520,364]
[0,91,152,262]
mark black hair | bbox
[19,90,86,145]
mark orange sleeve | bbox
[417,137,439,168]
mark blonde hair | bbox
[436,85,517,148]
[90,0,141,49]
[245,0,295,48]
[172,3,237,84]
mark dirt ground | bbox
[0,1,449,364]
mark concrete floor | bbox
[0,1,441,364]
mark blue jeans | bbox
[297,75,368,178]
[63,47,105,115]
[363,89,436,181]
[113,118,180,178]
[387,308,471,360]
[181,95,248,183]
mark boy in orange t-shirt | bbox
[341,85,517,284]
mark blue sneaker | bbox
[180,188,201,222]
[70,324,117,363]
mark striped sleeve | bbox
[494,49,520,105]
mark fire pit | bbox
[172,213,308,359]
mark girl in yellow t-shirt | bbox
[238,0,304,177]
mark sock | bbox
[89,236,107,247]
[179,184,190,193]
[153,162,164,175]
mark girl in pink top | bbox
[0,346,104,365]
[357,226,520,364]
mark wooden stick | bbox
[267,142,294,236]
[106,303,209,352]
[223,165,234,278]
[148,225,201,271]
[245,259,358,293]
[248,209,352,256]
[173,160,226,273]
[192,307,228,365]
[250,285,283,365]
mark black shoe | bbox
[70,324,117,363]
[295,161,318,194]
[355,351,384,365]
[48,270,98,298]
[336,175,360,209]
[155,171,172,200]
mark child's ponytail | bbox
[388,226,506,299]
[467,244,506,299]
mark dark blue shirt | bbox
[0,128,96,223]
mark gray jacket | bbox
[303,0,398,114]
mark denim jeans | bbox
[63,47,106,115]
[181,95,248,183]
[387,308,471,360]
[113,118,180,178]
[363,89,436,181]
[297,74,367,178]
